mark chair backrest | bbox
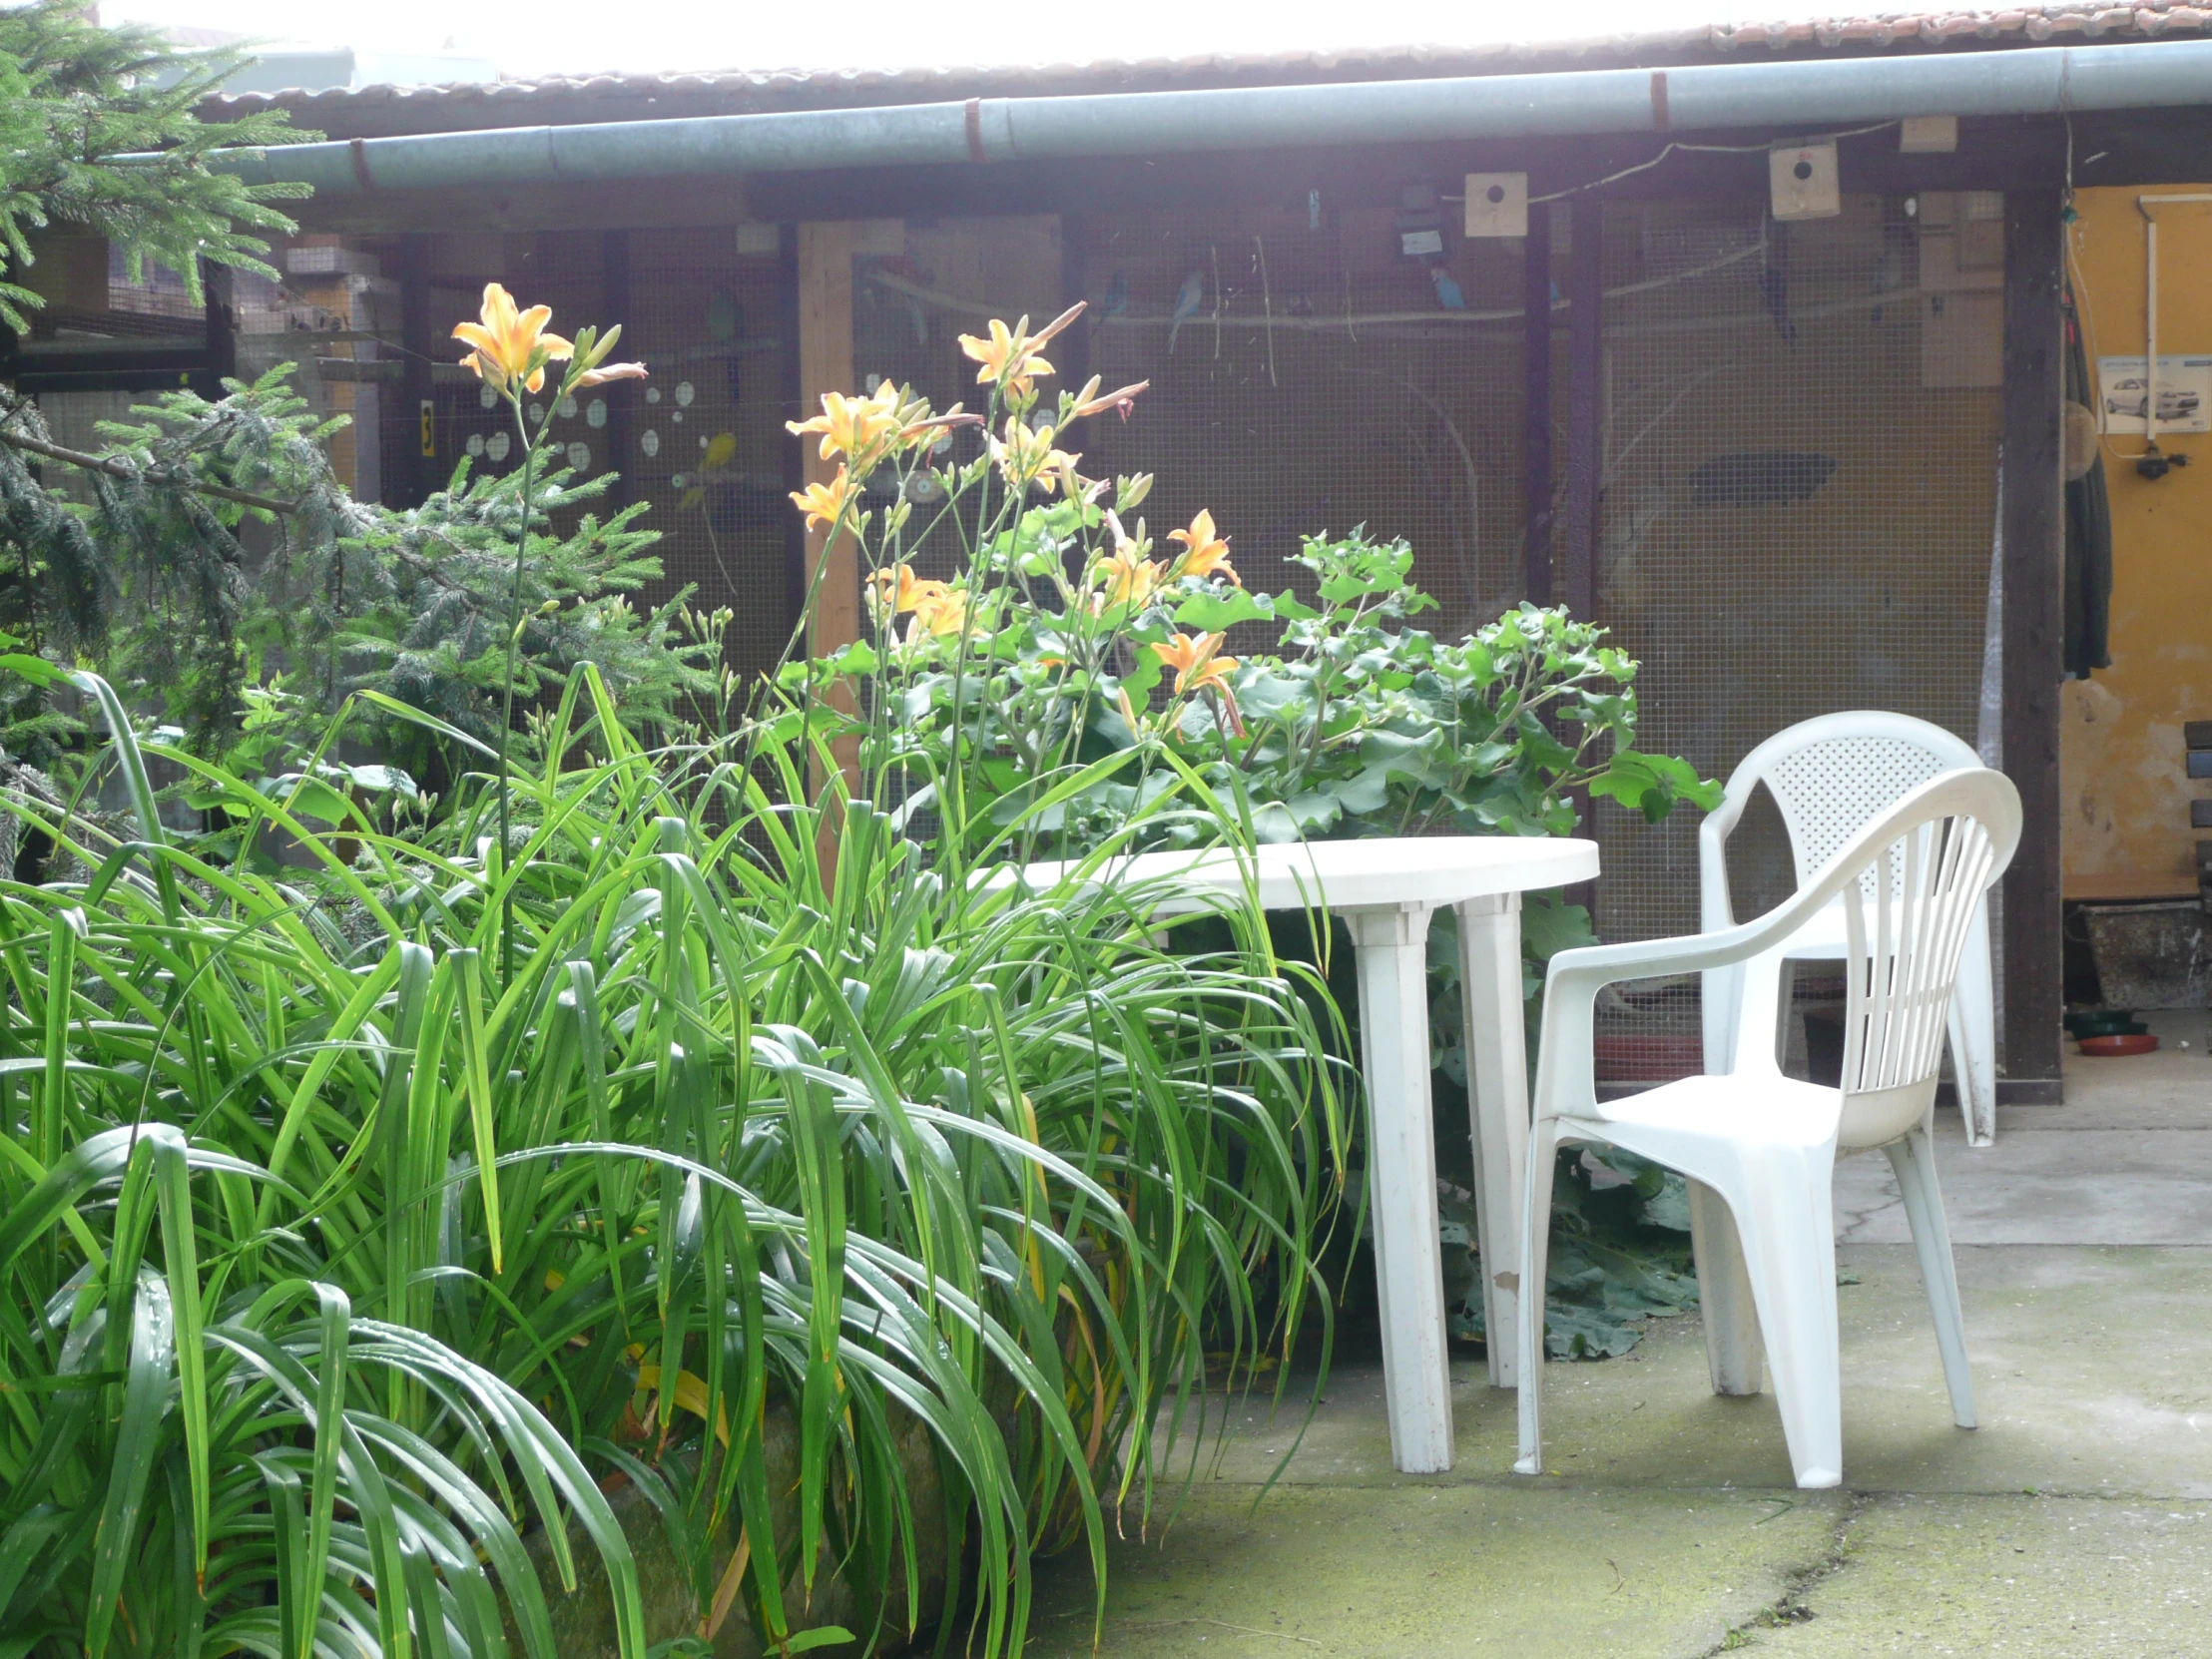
[1814,768,2019,1138]
[1725,712,1983,891]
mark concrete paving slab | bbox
[1745,1494,2212,1657]
[1837,1011,2212,1244]
[1144,1246,2212,1500]
[1834,1133,2212,1245]
[1026,1483,1845,1659]
[1029,1050,2212,1656]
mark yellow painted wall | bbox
[2062,186,2212,899]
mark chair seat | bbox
[1573,1071,1842,1152]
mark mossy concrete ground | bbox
[1027,1015,2212,1657]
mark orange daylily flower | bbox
[1094,546,1163,609]
[961,319,1050,393]
[908,586,968,639]
[788,383,905,470]
[789,465,858,532]
[1168,509,1239,586]
[1150,631,1238,696]
[453,282,573,395]
[868,564,952,616]
[958,304,1081,397]
[990,417,1079,494]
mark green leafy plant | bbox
[0,24,712,787]
[1444,1149,1696,1360]
[775,304,1720,1373]
[787,431,1715,864]
[0,657,1342,1657]
[2,366,719,783]
[0,2,307,334]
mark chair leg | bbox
[1513,1118,1562,1476]
[1950,914,1997,1147]
[1686,1179,1764,1396]
[1885,1125,1976,1428]
[1711,1143,1845,1489]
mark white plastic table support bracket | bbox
[1347,900,1455,1473]
[1456,891,1528,1389]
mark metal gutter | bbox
[167,38,2212,196]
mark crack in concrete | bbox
[1830,1189,1895,1243]
[1695,1493,1866,1655]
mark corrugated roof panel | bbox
[201,3,2212,138]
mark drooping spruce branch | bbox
[0,398,300,515]
[0,2,313,331]
[0,364,716,779]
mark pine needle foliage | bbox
[0,11,714,779]
[0,1,310,330]
[0,364,719,776]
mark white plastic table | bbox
[1011,835,1600,1473]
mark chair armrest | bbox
[1697,783,1750,934]
[1534,766,2021,1125]
[1544,910,1802,998]
[1533,877,1843,1122]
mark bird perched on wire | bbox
[1100,270,1129,320]
[1429,265,1467,310]
[1167,269,1206,353]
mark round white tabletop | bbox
[1009,834,1599,913]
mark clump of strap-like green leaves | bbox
[0,660,1343,1657]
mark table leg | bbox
[1347,902,1453,1474]
[1456,893,1528,1388]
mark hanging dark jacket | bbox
[2063,295,2113,678]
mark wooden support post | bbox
[600,231,635,516]
[1521,207,1554,606]
[797,222,860,671]
[1998,192,2066,1102]
[198,261,235,399]
[796,222,862,822]
[1559,196,1603,624]
[1558,197,1605,919]
[778,228,808,636]
[397,236,436,510]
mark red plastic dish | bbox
[2078,1033,2159,1057]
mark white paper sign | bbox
[2098,354,2212,433]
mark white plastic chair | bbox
[1700,712,2001,1146]
[1514,768,2021,1489]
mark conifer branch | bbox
[0,413,299,515]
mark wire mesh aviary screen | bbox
[307,200,1993,1062]
[1584,195,2000,1069]
[835,198,1997,1064]
[382,229,797,691]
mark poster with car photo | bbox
[2097,354,2212,433]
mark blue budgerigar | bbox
[1167,269,1205,353]
[1429,266,1466,310]
[1101,270,1129,319]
